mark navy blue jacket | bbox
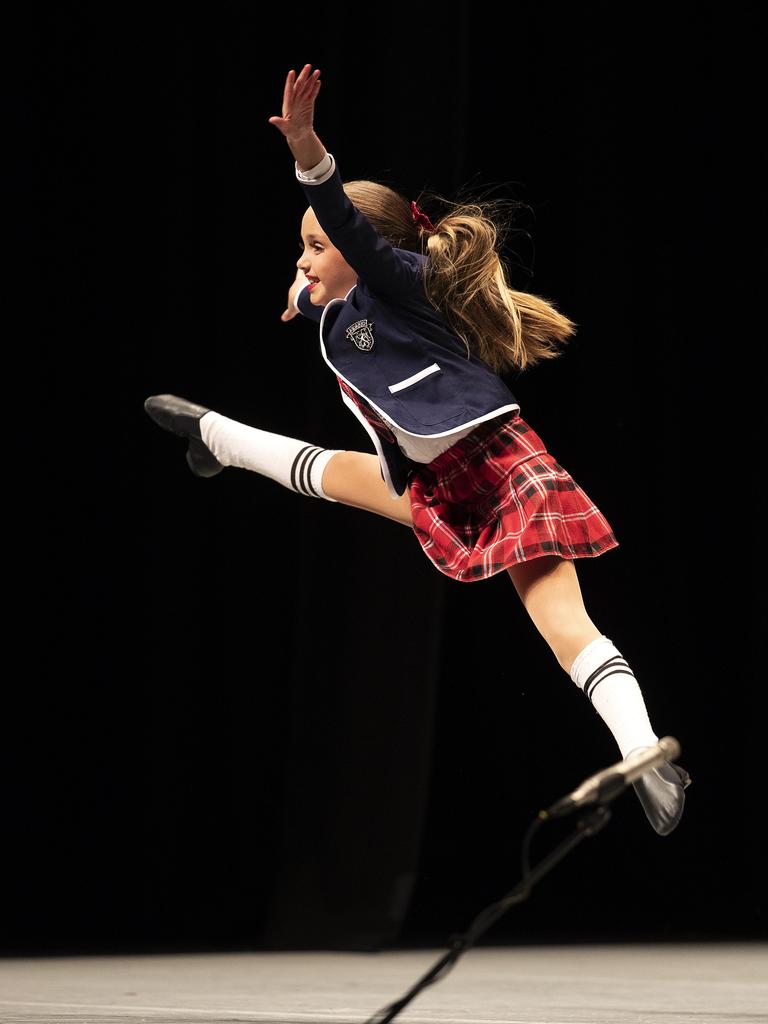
[294,151,520,498]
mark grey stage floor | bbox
[0,943,765,1024]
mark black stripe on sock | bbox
[302,447,327,497]
[583,655,627,695]
[298,446,321,495]
[588,668,636,704]
[290,445,321,495]
[584,655,635,704]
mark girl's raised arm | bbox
[268,64,420,297]
[268,64,327,171]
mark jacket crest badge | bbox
[345,318,375,352]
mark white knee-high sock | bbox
[199,411,341,501]
[569,635,659,759]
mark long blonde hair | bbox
[342,178,577,374]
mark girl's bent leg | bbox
[508,556,688,836]
[321,450,414,527]
[507,554,661,762]
[506,555,602,674]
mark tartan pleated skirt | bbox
[407,411,619,582]
[335,375,618,582]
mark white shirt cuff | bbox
[295,151,335,184]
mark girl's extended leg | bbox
[199,410,414,527]
[506,555,659,759]
[320,450,414,527]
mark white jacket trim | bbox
[338,388,402,500]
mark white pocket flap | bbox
[388,363,442,394]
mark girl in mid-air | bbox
[145,64,691,835]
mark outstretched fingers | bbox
[280,69,295,116]
[283,64,321,116]
[269,65,322,137]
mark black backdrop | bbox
[6,5,763,954]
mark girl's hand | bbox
[281,268,309,322]
[267,65,322,142]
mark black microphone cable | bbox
[363,804,614,1024]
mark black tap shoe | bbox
[144,394,224,478]
[631,758,692,836]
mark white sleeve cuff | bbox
[295,151,335,184]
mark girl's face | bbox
[296,207,358,304]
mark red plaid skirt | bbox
[407,412,619,582]
[334,376,618,582]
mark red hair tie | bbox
[410,200,436,233]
